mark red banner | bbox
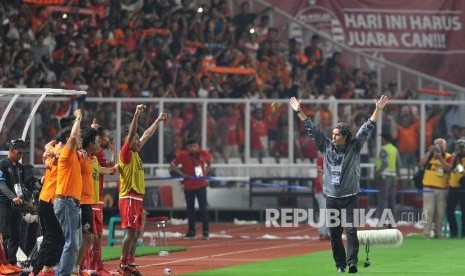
[266,0,465,87]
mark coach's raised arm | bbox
[289,95,389,122]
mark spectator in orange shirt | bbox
[76,127,116,276]
[304,34,324,73]
[425,107,445,151]
[250,107,269,159]
[33,115,76,276]
[74,127,100,275]
[216,106,242,162]
[396,108,420,168]
[53,109,83,276]
[167,105,186,154]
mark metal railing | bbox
[0,96,459,177]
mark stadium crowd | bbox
[0,6,463,273]
[0,0,461,167]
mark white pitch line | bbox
[140,258,270,262]
[188,238,313,249]
[136,241,305,268]
[164,224,264,235]
[217,225,260,233]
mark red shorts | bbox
[118,192,144,229]
[92,204,103,235]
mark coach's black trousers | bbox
[326,194,359,268]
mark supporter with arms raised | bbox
[33,115,75,276]
[54,109,83,276]
[117,105,167,276]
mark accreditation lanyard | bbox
[190,153,204,178]
[8,162,24,197]
[330,145,347,186]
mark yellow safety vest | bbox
[376,143,398,176]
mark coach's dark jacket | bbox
[303,118,375,198]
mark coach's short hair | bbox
[334,122,352,141]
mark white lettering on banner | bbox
[347,31,447,49]
[385,15,408,30]
[341,11,461,50]
[344,13,462,32]
[409,15,462,31]
[401,33,446,49]
[287,0,465,86]
[344,13,383,29]
[347,31,399,47]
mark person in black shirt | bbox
[232,2,272,40]
[0,139,31,270]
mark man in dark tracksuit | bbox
[290,95,389,273]
[0,139,30,272]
